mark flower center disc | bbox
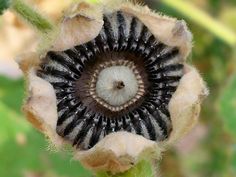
[89,60,145,112]
[96,66,138,106]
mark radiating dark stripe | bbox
[141,106,166,140]
[105,118,117,134]
[148,48,179,67]
[127,17,139,51]
[95,28,110,52]
[116,117,123,131]
[87,40,100,54]
[134,111,151,139]
[73,112,94,147]
[117,11,128,50]
[75,44,94,61]
[122,114,135,133]
[57,95,72,109]
[103,14,119,50]
[37,70,72,86]
[129,111,142,136]
[41,65,78,81]
[137,108,156,140]
[152,86,177,93]
[54,86,75,96]
[144,43,166,66]
[148,74,182,82]
[154,64,183,74]
[64,49,86,72]
[136,26,150,54]
[143,102,169,138]
[88,115,104,148]
[142,36,160,58]
[46,51,83,76]
[63,105,87,135]
[57,101,81,126]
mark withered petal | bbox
[16,0,207,174]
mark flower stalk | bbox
[10,0,55,34]
[162,0,236,47]
[95,160,155,177]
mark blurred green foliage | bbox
[0,76,91,177]
[0,0,236,177]
[220,75,236,138]
[0,0,10,15]
[0,76,24,113]
[152,0,236,177]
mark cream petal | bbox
[99,0,192,60]
[120,5,192,60]
[51,2,104,51]
[15,52,41,73]
[164,65,209,146]
[75,131,159,173]
[16,53,64,148]
[24,68,65,147]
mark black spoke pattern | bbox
[37,11,184,150]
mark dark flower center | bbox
[37,11,183,150]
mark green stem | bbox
[95,160,155,177]
[161,0,236,47]
[10,0,54,34]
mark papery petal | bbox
[165,65,208,146]
[75,132,159,173]
[16,53,64,147]
[51,2,103,51]
[101,0,192,60]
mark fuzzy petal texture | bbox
[51,2,104,51]
[16,53,64,148]
[98,0,192,59]
[120,4,192,59]
[165,65,208,146]
[75,132,158,173]
[16,0,208,174]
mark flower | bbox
[16,0,208,173]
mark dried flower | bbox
[17,0,208,174]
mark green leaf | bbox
[0,101,91,177]
[0,130,92,177]
[0,76,91,176]
[0,0,10,15]
[232,145,236,174]
[0,76,24,113]
[0,101,30,145]
[219,74,236,138]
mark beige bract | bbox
[0,0,73,77]
[16,0,208,174]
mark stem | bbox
[95,160,155,177]
[161,0,236,47]
[10,0,54,34]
